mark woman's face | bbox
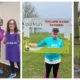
[51,32,59,38]
[9,20,15,31]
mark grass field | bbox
[22,33,72,78]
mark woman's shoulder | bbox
[43,37,52,41]
[3,31,7,36]
[0,28,4,33]
[16,31,20,35]
[17,31,20,35]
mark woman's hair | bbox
[0,17,3,24]
[7,19,18,33]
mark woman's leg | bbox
[9,61,15,73]
[45,63,52,78]
[44,62,46,78]
[8,61,16,78]
[17,62,20,72]
[53,63,60,78]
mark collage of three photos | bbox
[0,1,80,79]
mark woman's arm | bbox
[29,38,46,47]
[3,32,6,44]
[29,43,37,47]
[18,32,20,43]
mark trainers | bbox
[8,73,16,78]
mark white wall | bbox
[0,2,20,65]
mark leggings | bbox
[45,63,60,78]
[9,61,20,73]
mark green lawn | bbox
[22,33,72,78]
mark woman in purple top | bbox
[3,19,20,78]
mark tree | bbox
[22,2,38,19]
[22,2,38,33]
[74,2,79,39]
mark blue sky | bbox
[30,2,72,33]
[31,2,72,19]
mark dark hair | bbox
[0,17,3,24]
[7,19,18,33]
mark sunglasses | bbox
[52,32,58,35]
